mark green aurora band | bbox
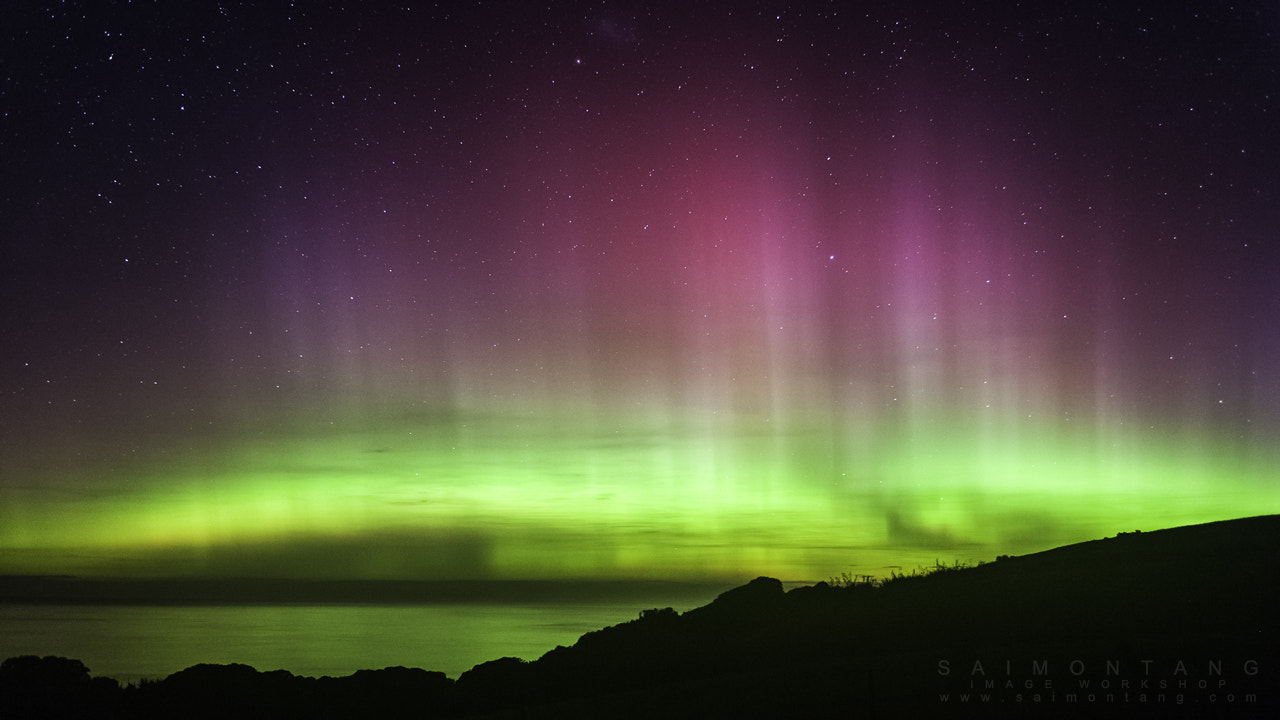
[3,407,1274,582]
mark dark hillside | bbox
[500,515,1280,718]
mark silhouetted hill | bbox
[503,516,1279,717]
[4,515,1277,718]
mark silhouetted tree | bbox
[0,655,120,719]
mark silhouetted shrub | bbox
[828,572,880,588]
[326,666,456,718]
[879,559,974,587]
[144,663,305,719]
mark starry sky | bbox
[2,1,1278,584]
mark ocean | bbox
[0,600,694,683]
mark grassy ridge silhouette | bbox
[4,515,1277,718]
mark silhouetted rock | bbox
[707,575,785,609]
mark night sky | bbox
[3,1,1278,584]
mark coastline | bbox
[4,515,1277,718]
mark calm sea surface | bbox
[0,601,691,683]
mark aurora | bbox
[2,2,1278,588]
